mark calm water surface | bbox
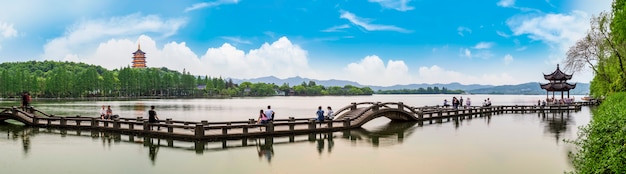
[0,95,590,173]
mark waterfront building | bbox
[540,64,576,100]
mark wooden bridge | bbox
[0,102,583,141]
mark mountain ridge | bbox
[231,76,590,95]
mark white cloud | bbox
[507,11,588,52]
[340,11,411,33]
[503,54,514,65]
[343,55,411,86]
[200,36,313,79]
[368,0,414,11]
[184,0,240,12]
[463,48,472,58]
[417,65,517,85]
[221,36,252,45]
[0,21,17,38]
[321,24,351,32]
[457,26,472,36]
[496,31,509,38]
[497,0,515,7]
[41,13,187,61]
[473,42,494,49]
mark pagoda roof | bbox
[133,49,145,55]
[543,64,572,80]
[540,82,577,91]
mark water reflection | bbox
[539,111,574,144]
[0,110,579,165]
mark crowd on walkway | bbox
[442,96,493,109]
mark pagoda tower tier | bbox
[132,43,147,68]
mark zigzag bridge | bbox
[0,102,584,141]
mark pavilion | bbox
[540,64,576,101]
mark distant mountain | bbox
[231,76,590,95]
[232,76,362,87]
[467,82,590,95]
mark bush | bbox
[569,92,626,173]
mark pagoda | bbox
[540,64,576,100]
[131,43,147,68]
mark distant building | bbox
[540,64,576,99]
[132,43,147,68]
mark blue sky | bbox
[0,0,613,86]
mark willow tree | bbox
[565,0,626,97]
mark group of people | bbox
[99,105,160,130]
[256,105,275,125]
[316,106,334,122]
[255,105,335,125]
[443,96,470,109]
[540,97,575,106]
[482,98,492,107]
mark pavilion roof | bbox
[543,64,572,80]
[132,49,145,55]
[540,82,576,91]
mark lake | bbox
[0,94,590,173]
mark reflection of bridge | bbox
[0,102,582,140]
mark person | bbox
[148,105,160,130]
[486,98,492,106]
[465,97,471,108]
[105,105,113,120]
[443,99,450,108]
[100,105,106,119]
[264,105,275,121]
[21,92,29,111]
[482,99,487,107]
[541,100,547,107]
[452,97,458,109]
[316,106,324,122]
[256,109,268,124]
[325,106,334,120]
[459,97,464,107]
[537,100,541,106]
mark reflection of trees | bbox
[1,123,32,155]
[538,111,574,144]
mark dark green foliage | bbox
[376,87,464,94]
[568,92,626,173]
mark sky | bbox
[0,0,614,86]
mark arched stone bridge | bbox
[0,102,582,140]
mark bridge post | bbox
[373,102,380,111]
[351,102,357,110]
[201,120,209,126]
[343,118,351,128]
[289,117,295,131]
[266,122,274,133]
[222,127,228,135]
[60,117,67,126]
[166,118,173,133]
[248,118,255,124]
[398,102,404,110]
[195,124,205,138]
[417,110,423,120]
[143,121,150,131]
[327,120,333,128]
[113,118,120,129]
[33,117,39,125]
[308,119,316,130]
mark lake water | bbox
[0,95,591,173]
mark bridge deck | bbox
[0,102,588,141]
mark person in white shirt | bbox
[264,105,275,121]
[326,106,334,120]
[100,105,106,119]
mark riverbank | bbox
[569,92,626,173]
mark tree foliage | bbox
[565,0,626,97]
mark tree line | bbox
[0,61,373,98]
[376,87,464,94]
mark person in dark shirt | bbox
[148,106,160,130]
